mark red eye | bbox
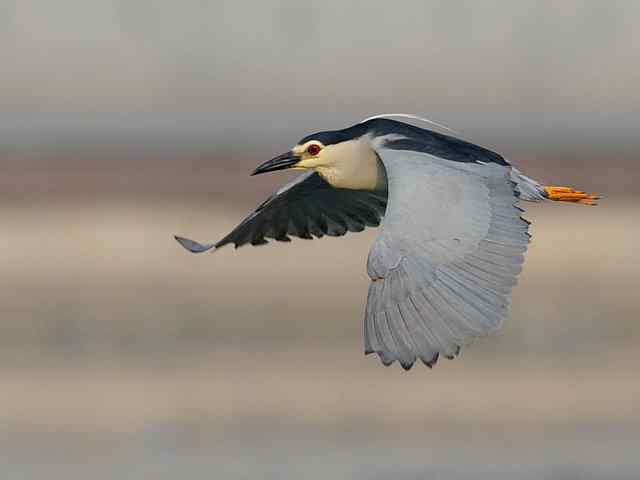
[306,144,321,155]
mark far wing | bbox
[175,171,387,253]
[364,149,530,369]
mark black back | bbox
[299,118,508,166]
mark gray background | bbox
[1,1,639,479]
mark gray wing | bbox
[364,149,530,370]
[175,171,387,253]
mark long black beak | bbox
[251,151,301,176]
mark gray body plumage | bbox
[176,117,559,370]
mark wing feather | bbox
[175,171,387,252]
[364,149,530,369]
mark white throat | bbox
[315,135,385,190]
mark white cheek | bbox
[320,150,339,167]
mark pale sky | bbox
[1,0,638,154]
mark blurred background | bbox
[1,1,639,478]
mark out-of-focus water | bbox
[4,428,640,480]
[1,199,638,480]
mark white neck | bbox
[315,136,384,190]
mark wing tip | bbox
[421,352,440,368]
[366,348,460,370]
[364,350,419,371]
[174,235,216,253]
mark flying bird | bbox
[175,115,598,370]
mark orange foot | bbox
[543,186,600,205]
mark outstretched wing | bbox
[364,149,530,370]
[175,171,387,253]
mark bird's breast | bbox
[316,153,385,191]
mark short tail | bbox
[542,186,600,206]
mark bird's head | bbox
[251,123,384,189]
[251,128,360,176]
[251,139,327,176]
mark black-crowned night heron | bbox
[175,114,598,370]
